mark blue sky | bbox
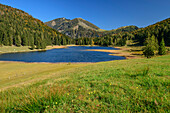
[0,0,169,30]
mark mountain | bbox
[75,18,170,47]
[45,17,100,31]
[0,4,71,48]
[45,17,100,38]
[45,18,139,39]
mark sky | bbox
[0,0,169,30]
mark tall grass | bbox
[0,55,170,112]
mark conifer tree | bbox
[54,36,59,45]
[15,35,21,47]
[36,40,41,49]
[143,35,158,58]
[30,37,35,50]
[2,32,9,46]
[158,38,166,55]
[22,34,28,46]
[62,38,66,45]
[143,46,154,58]
[40,39,46,49]
[90,38,94,46]
[9,34,13,46]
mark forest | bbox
[75,18,170,47]
[0,4,72,49]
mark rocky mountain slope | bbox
[45,18,138,38]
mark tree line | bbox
[0,4,71,49]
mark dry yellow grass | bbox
[86,46,144,59]
[0,62,90,91]
[0,45,67,54]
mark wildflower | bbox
[72,100,74,102]
[94,90,96,93]
[56,102,58,104]
[67,93,69,95]
[110,83,112,85]
[45,106,49,108]
[136,87,138,88]
[88,92,91,95]
[53,105,56,108]
[79,88,81,90]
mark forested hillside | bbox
[75,18,170,46]
[133,18,170,46]
[0,4,71,49]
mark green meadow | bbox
[0,55,169,112]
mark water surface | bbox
[0,46,125,63]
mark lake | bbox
[0,46,125,63]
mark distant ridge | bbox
[45,18,138,38]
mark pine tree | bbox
[54,36,59,45]
[30,37,35,50]
[40,39,46,49]
[143,35,158,58]
[22,34,28,46]
[143,46,154,58]
[36,40,41,49]
[15,35,21,47]
[62,38,66,45]
[2,32,9,46]
[158,38,166,55]
[90,38,94,46]
[0,32,2,46]
[9,34,13,46]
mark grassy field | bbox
[0,55,169,112]
[0,46,67,54]
[0,62,89,90]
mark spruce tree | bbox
[9,34,13,46]
[40,39,46,49]
[22,34,28,46]
[90,38,94,46]
[143,46,154,58]
[30,37,35,50]
[143,35,158,58]
[36,40,41,49]
[62,38,66,45]
[158,38,166,55]
[54,36,58,45]
[15,35,21,47]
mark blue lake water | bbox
[0,46,125,63]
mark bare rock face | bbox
[51,21,56,26]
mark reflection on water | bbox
[0,46,125,63]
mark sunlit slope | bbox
[0,62,89,89]
[0,55,169,112]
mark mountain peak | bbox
[45,17,139,39]
[45,17,101,38]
